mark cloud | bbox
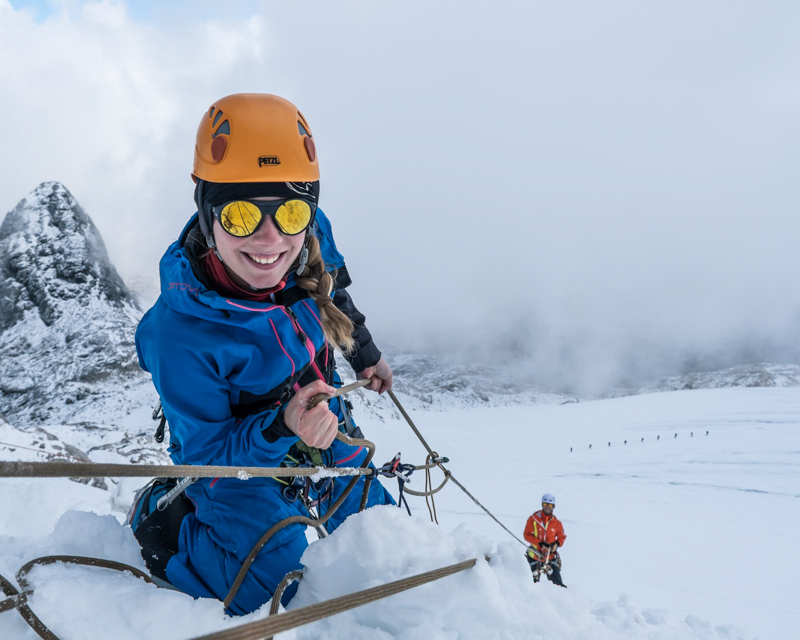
[2,0,800,392]
[0,0,267,281]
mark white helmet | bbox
[542,493,556,505]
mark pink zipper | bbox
[281,307,326,381]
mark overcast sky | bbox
[2,0,799,392]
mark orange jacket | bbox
[524,510,566,554]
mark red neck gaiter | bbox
[203,250,285,302]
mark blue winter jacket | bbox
[135,209,356,469]
[134,209,393,614]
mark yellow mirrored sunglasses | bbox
[211,199,315,238]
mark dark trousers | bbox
[132,490,194,582]
[528,560,565,587]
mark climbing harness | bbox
[221,430,376,612]
[0,377,523,639]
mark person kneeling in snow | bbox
[524,493,567,587]
[128,93,395,616]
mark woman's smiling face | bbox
[213,202,305,290]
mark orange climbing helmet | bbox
[193,93,319,184]
[192,94,321,249]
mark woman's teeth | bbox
[247,253,280,265]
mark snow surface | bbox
[1,386,798,639]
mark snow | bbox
[1,386,798,639]
[310,466,362,482]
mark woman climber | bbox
[129,93,395,615]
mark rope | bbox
[309,378,373,408]
[385,390,526,547]
[0,460,371,480]
[402,473,449,497]
[191,558,481,640]
[424,452,440,524]
[0,440,87,463]
[386,390,437,456]
[265,570,304,640]
[0,556,156,640]
[447,474,527,547]
[0,376,522,638]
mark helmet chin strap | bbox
[194,178,226,262]
[194,178,217,250]
[296,246,308,276]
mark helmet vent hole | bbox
[298,121,310,137]
[213,110,224,127]
[213,120,230,137]
[297,110,310,130]
[209,106,216,119]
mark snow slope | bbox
[1,386,797,639]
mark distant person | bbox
[524,493,567,587]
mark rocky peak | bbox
[0,181,137,330]
[0,182,145,424]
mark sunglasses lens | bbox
[274,199,312,235]
[219,201,262,237]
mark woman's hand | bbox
[357,357,393,394]
[284,380,339,449]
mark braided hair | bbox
[296,234,355,355]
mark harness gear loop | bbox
[156,476,198,512]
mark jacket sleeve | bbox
[333,288,382,373]
[138,324,297,468]
[555,519,566,547]
[523,515,539,545]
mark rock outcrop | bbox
[0,182,144,424]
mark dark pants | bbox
[528,560,566,587]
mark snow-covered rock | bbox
[639,362,800,392]
[598,362,800,400]
[0,181,147,425]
